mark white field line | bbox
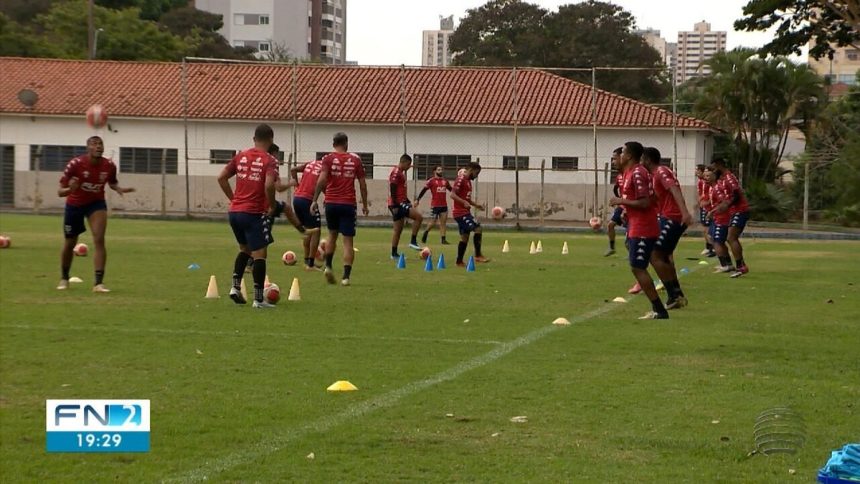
[0,324,503,347]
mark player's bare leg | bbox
[58,235,78,289]
[727,226,747,277]
[421,214,437,244]
[632,267,668,319]
[473,226,490,263]
[456,232,470,267]
[408,208,423,250]
[340,235,355,285]
[391,219,404,258]
[438,211,449,244]
[88,209,110,292]
[323,230,338,284]
[605,220,617,256]
[249,246,273,308]
[651,250,686,309]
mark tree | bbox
[735,0,860,59]
[0,0,54,24]
[0,12,57,57]
[449,0,669,102]
[96,0,188,21]
[159,5,255,59]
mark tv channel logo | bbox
[46,400,150,453]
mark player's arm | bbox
[358,176,369,216]
[58,177,79,197]
[264,171,277,217]
[109,183,135,195]
[311,162,329,213]
[415,186,430,206]
[450,191,483,211]
[289,162,307,183]
[217,164,235,201]
[668,185,694,225]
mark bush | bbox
[746,180,795,222]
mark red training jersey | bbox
[226,147,279,214]
[451,174,473,218]
[697,179,713,211]
[320,152,365,206]
[621,164,660,238]
[425,176,451,208]
[720,171,749,214]
[387,167,408,206]
[294,160,322,201]
[652,165,683,223]
[60,155,118,207]
[710,179,733,225]
[613,172,623,197]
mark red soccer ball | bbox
[264,283,280,304]
[282,250,297,266]
[86,104,108,129]
[73,243,89,256]
[589,217,602,231]
[0,235,10,248]
[420,247,432,260]
[491,206,505,219]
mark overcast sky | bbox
[346,0,802,65]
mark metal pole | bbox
[87,0,94,60]
[401,65,414,194]
[291,60,298,168]
[603,161,609,218]
[539,159,545,226]
[33,146,42,214]
[161,148,167,215]
[591,68,598,216]
[181,58,190,217]
[513,67,520,229]
[672,67,678,176]
[803,161,809,230]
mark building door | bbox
[0,145,13,207]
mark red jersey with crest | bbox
[320,152,365,205]
[613,172,623,197]
[387,167,408,206]
[719,171,749,214]
[621,164,660,238]
[294,160,322,201]
[697,179,712,211]
[425,176,452,208]
[710,179,733,225]
[226,147,279,214]
[60,155,118,207]
[651,165,683,223]
[451,174,473,218]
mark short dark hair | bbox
[400,153,412,162]
[613,147,623,155]
[333,132,348,148]
[624,141,644,160]
[268,143,280,156]
[642,147,661,164]
[712,157,728,168]
[696,164,706,171]
[86,136,102,144]
[468,161,482,172]
[254,124,274,142]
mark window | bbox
[259,15,269,25]
[660,158,673,168]
[838,74,857,85]
[1,145,14,206]
[413,154,471,179]
[552,156,579,171]
[29,145,86,171]
[210,149,236,164]
[258,42,270,52]
[846,49,859,61]
[315,152,374,179]
[233,40,245,47]
[120,147,178,174]
[502,155,529,171]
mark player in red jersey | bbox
[416,166,453,245]
[605,147,625,256]
[711,159,750,278]
[57,136,135,292]
[704,165,734,273]
[450,162,489,267]
[217,124,280,308]
[311,132,369,286]
[609,141,669,320]
[695,165,716,257]
[291,159,324,270]
[643,147,694,310]
[387,154,424,258]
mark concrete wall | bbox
[0,114,712,221]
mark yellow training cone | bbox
[529,241,536,254]
[536,240,543,253]
[562,241,569,255]
[205,275,219,299]
[240,278,248,300]
[552,317,571,326]
[502,240,510,253]
[327,380,358,392]
[698,260,709,265]
[612,297,627,303]
[288,277,301,301]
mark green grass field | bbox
[0,213,858,482]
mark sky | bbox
[346,0,803,66]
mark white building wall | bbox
[0,114,711,220]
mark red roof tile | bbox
[0,57,711,130]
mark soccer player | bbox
[609,141,669,320]
[450,162,489,267]
[416,165,453,245]
[57,136,135,292]
[388,154,424,258]
[695,164,716,257]
[291,159,323,271]
[642,147,694,309]
[311,132,369,286]
[217,124,280,308]
[711,158,750,277]
[605,147,624,257]
[704,165,733,273]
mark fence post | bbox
[512,67,520,229]
[33,146,41,214]
[591,68,598,216]
[803,161,809,231]
[603,162,609,218]
[181,57,190,217]
[161,148,167,215]
[539,158,545,226]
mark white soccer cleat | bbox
[341,278,350,286]
[324,267,336,285]
[229,287,247,305]
[408,243,421,250]
[92,284,111,293]
[603,248,616,257]
[713,266,735,274]
[57,279,69,290]
[638,311,669,320]
[252,300,276,309]
[700,248,711,255]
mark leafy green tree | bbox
[0,0,54,24]
[449,0,548,67]
[0,12,57,57]
[159,5,255,59]
[96,0,188,21]
[735,0,860,58]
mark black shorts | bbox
[730,211,749,233]
[610,207,625,226]
[627,237,656,270]
[64,200,107,238]
[293,196,321,229]
[712,224,729,244]
[431,206,448,217]
[655,217,687,255]
[389,201,413,222]
[229,211,273,251]
[325,203,357,237]
[699,208,711,227]
[455,214,480,235]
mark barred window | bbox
[120,147,178,174]
[502,156,529,171]
[413,154,471,180]
[210,149,236,164]
[552,156,579,171]
[29,145,87,171]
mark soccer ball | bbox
[491,206,505,219]
[316,240,328,260]
[588,217,602,231]
[420,247,432,260]
[0,235,10,248]
[73,243,89,256]
[264,283,280,304]
[282,250,297,266]
[458,168,467,178]
[86,104,108,129]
